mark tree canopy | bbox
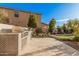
[28,15,37,28]
[0,11,9,23]
[49,18,56,34]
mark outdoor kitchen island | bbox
[0,24,32,56]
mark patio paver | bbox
[22,38,79,56]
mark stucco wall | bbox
[0,7,41,28]
[8,10,31,27]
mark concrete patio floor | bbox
[22,38,79,56]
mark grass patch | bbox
[52,34,75,41]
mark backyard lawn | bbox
[51,34,75,41]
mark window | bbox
[14,12,19,17]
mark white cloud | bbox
[57,19,69,22]
[56,19,69,26]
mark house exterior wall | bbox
[41,23,49,32]
[8,10,30,27]
[0,7,41,28]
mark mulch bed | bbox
[62,41,79,51]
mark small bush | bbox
[35,28,43,34]
[74,36,79,41]
[32,28,49,37]
[32,28,42,37]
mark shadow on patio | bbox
[22,45,63,56]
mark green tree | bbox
[67,19,72,29]
[73,26,79,41]
[49,18,56,34]
[57,26,62,34]
[28,15,37,28]
[0,11,4,22]
[62,24,68,33]
[65,18,79,41]
[0,11,9,23]
[67,19,79,33]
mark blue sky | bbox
[0,3,79,26]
